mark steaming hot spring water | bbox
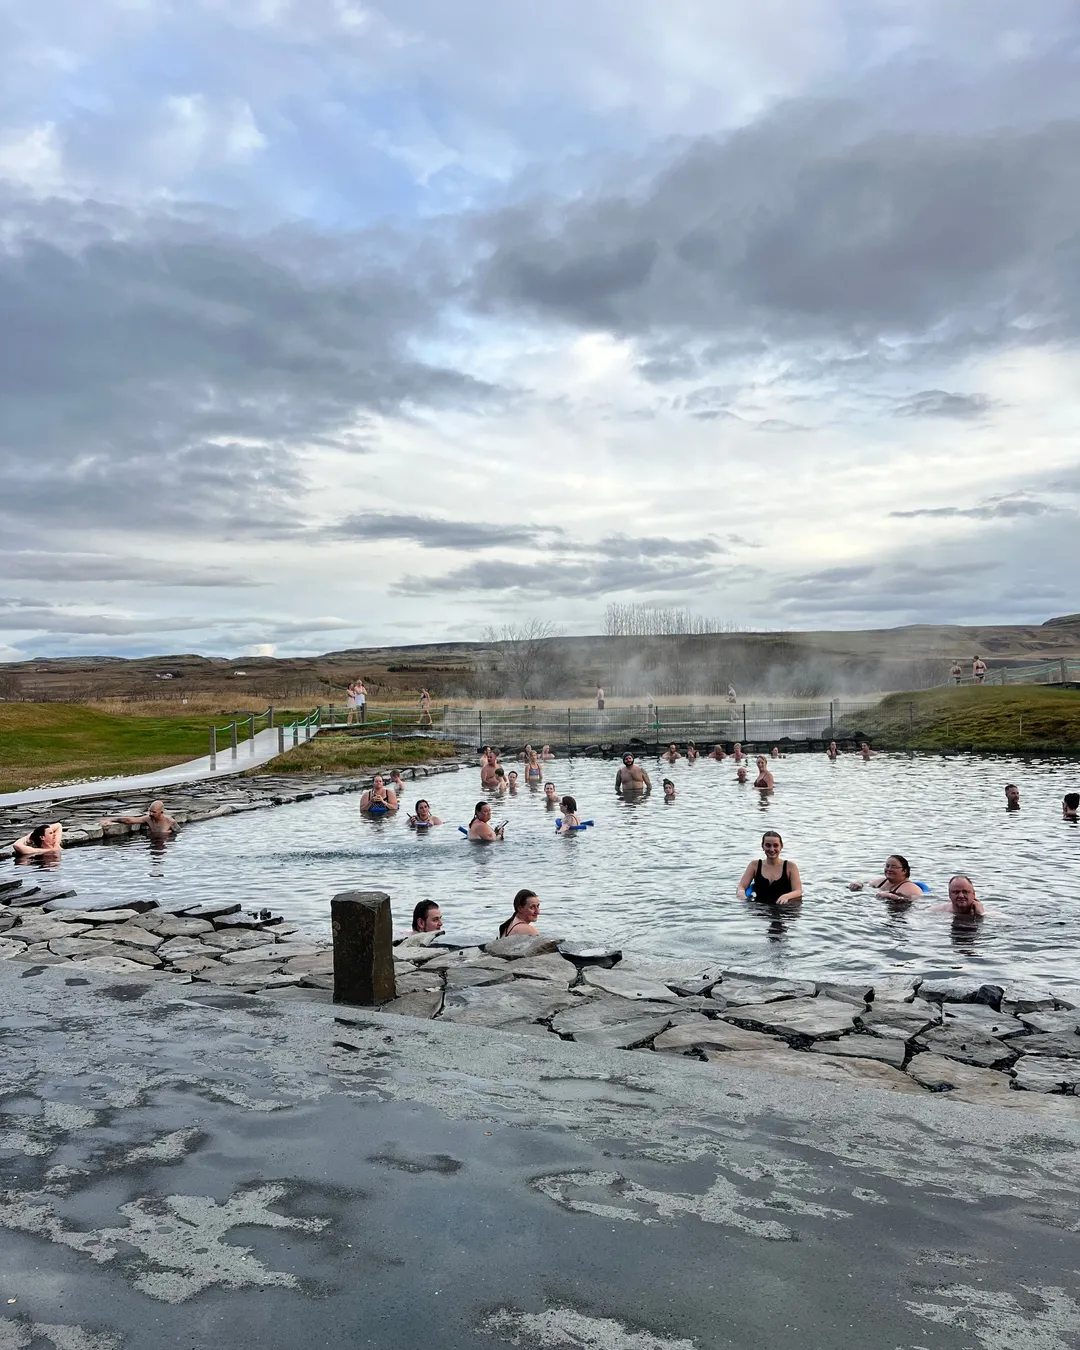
[19,752,1080,988]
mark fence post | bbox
[1060,659,1068,685]
[248,714,256,750]
[478,710,483,750]
[742,703,747,742]
[209,727,216,767]
[829,699,836,740]
[268,706,275,729]
[293,722,299,746]
[230,721,238,756]
[908,702,915,741]
[567,708,572,754]
[1001,669,1009,686]
[278,725,285,755]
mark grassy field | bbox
[0,702,263,792]
[248,736,460,777]
[842,687,1080,751]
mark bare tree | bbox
[604,602,743,637]
[483,620,565,699]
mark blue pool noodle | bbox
[458,825,469,835]
[555,819,594,832]
[914,880,931,893]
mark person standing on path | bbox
[355,679,367,722]
[972,656,987,683]
[418,688,432,727]
[596,685,605,712]
[345,682,357,725]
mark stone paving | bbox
[3,876,1078,1110]
[0,759,467,858]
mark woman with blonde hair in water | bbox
[737,831,802,905]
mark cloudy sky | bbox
[2,1,1079,659]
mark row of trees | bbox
[603,603,745,637]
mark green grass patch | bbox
[248,736,461,776]
[839,686,1080,751]
[0,702,256,792]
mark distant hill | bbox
[4,618,1080,703]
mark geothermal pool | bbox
[15,752,1080,987]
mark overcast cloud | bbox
[2,1,1080,656]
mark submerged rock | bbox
[555,941,622,968]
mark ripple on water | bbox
[15,752,1080,987]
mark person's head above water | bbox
[560,795,577,814]
[662,778,675,794]
[1064,792,1080,816]
[499,888,540,936]
[413,799,433,819]
[884,854,911,880]
[472,801,491,822]
[544,781,557,798]
[761,830,783,857]
[947,875,982,915]
[1005,783,1020,808]
[411,899,442,932]
[622,752,635,766]
[28,823,62,848]
[148,800,167,820]
[736,766,748,782]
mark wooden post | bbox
[1060,659,1068,686]
[278,725,285,754]
[331,890,396,1006]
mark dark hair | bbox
[411,900,440,931]
[662,779,674,789]
[544,780,556,789]
[761,830,783,848]
[622,752,634,761]
[414,799,429,813]
[28,825,50,847]
[1005,783,1018,792]
[472,801,488,820]
[494,767,506,778]
[887,854,911,877]
[560,795,577,813]
[499,888,538,937]
[1065,793,1080,810]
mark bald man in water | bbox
[103,799,178,839]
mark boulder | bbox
[916,978,1004,1008]
[1011,1056,1080,1094]
[811,1035,906,1068]
[705,1048,925,1094]
[581,966,682,1003]
[652,1019,784,1054]
[914,1025,1015,1069]
[723,997,859,1040]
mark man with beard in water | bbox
[615,752,652,794]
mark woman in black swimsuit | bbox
[736,830,803,905]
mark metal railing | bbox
[945,658,1080,687]
[309,700,884,751]
[208,705,276,768]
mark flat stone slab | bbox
[282,952,334,976]
[856,1003,939,1042]
[551,997,680,1036]
[204,930,269,951]
[0,937,27,959]
[939,1005,1026,1038]
[711,978,816,1007]
[395,969,445,995]
[375,990,443,1019]
[907,1052,1013,1099]
[105,924,166,950]
[444,966,514,989]
[170,954,221,974]
[218,945,295,966]
[705,1048,925,1095]
[653,1019,784,1054]
[1019,1009,1080,1034]
[811,1035,906,1068]
[555,941,622,968]
[1009,1032,1080,1059]
[210,911,275,929]
[136,913,214,938]
[193,967,299,989]
[916,978,1004,1007]
[0,913,15,933]
[182,902,243,919]
[816,982,873,1006]
[430,931,498,952]
[581,966,681,1003]
[51,908,142,924]
[723,997,858,1039]
[1011,1056,1080,1094]
[74,953,158,975]
[439,982,577,1028]
[6,919,93,943]
[43,895,156,913]
[485,934,564,959]
[423,948,500,972]
[503,953,578,984]
[915,1025,1016,1068]
[1000,984,1060,1014]
[573,1015,675,1050]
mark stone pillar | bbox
[331,890,396,1006]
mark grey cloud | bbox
[0,194,491,537]
[892,390,993,419]
[472,76,1080,361]
[392,556,732,598]
[0,552,260,587]
[593,533,725,560]
[324,513,560,550]
[890,497,1064,520]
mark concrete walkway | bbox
[1,959,1077,1350]
[0,725,301,809]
